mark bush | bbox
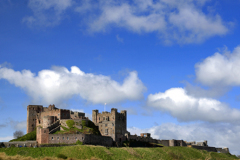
[66,120,75,129]
[76,140,83,145]
[57,153,67,159]
[10,144,16,148]
[81,120,87,126]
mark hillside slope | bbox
[0,145,238,160]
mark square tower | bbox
[92,108,127,142]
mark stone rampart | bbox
[189,145,217,152]
[48,133,113,146]
[2,141,37,147]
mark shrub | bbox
[76,140,83,145]
[81,120,87,126]
[66,120,75,129]
[10,144,16,148]
[57,153,67,159]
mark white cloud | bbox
[0,136,14,142]
[195,45,240,86]
[128,122,240,155]
[23,0,73,27]
[184,82,230,98]
[0,66,146,107]
[23,0,230,44]
[76,0,229,44]
[0,62,12,68]
[147,87,240,123]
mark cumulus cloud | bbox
[0,66,146,107]
[128,122,240,155]
[195,46,240,86]
[76,0,229,44]
[184,82,230,98]
[23,0,73,27]
[23,0,230,44]
[147,87,240,123]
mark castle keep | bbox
[0,104,230,154]
[92,108,127,142]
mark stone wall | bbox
[48,133,113,147]
[189,145,220,152]
[2,141,37,147]
[159,140,169,146]
[37,127,49,144]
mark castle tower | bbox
[27,105,43,133]
[92,108,127,142]
[92,110,99,124]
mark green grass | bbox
[0,145,238,160]
[66,120,75,129]
[9,130,36,142]
[54,120,101,135]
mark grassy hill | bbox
[54,120,101,135]
[0,145,239,160]
[9,130,36,142]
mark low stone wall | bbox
[48,133,113,147]
[2,141,37,148]
[159,140,169,146]
[189,145,217,152]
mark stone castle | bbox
[0,104,230,154]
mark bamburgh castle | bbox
[0,104,230,154]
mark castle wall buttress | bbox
[37,127,49,145]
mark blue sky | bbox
[1,0,240,155]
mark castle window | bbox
[52,137,54,140]
[75,137,77,140]
[112,123,114,126]
[82,137,84,140]
[99,117,100,120]
[39,120,40,124]
[63,137,64,140]
[44,130,46,133]
[105,124,107,127]
[67,137,69,140]
[103,117,105,120]
[105,129,108,134]
[57,137,59,140]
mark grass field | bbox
[0,145,239,160]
